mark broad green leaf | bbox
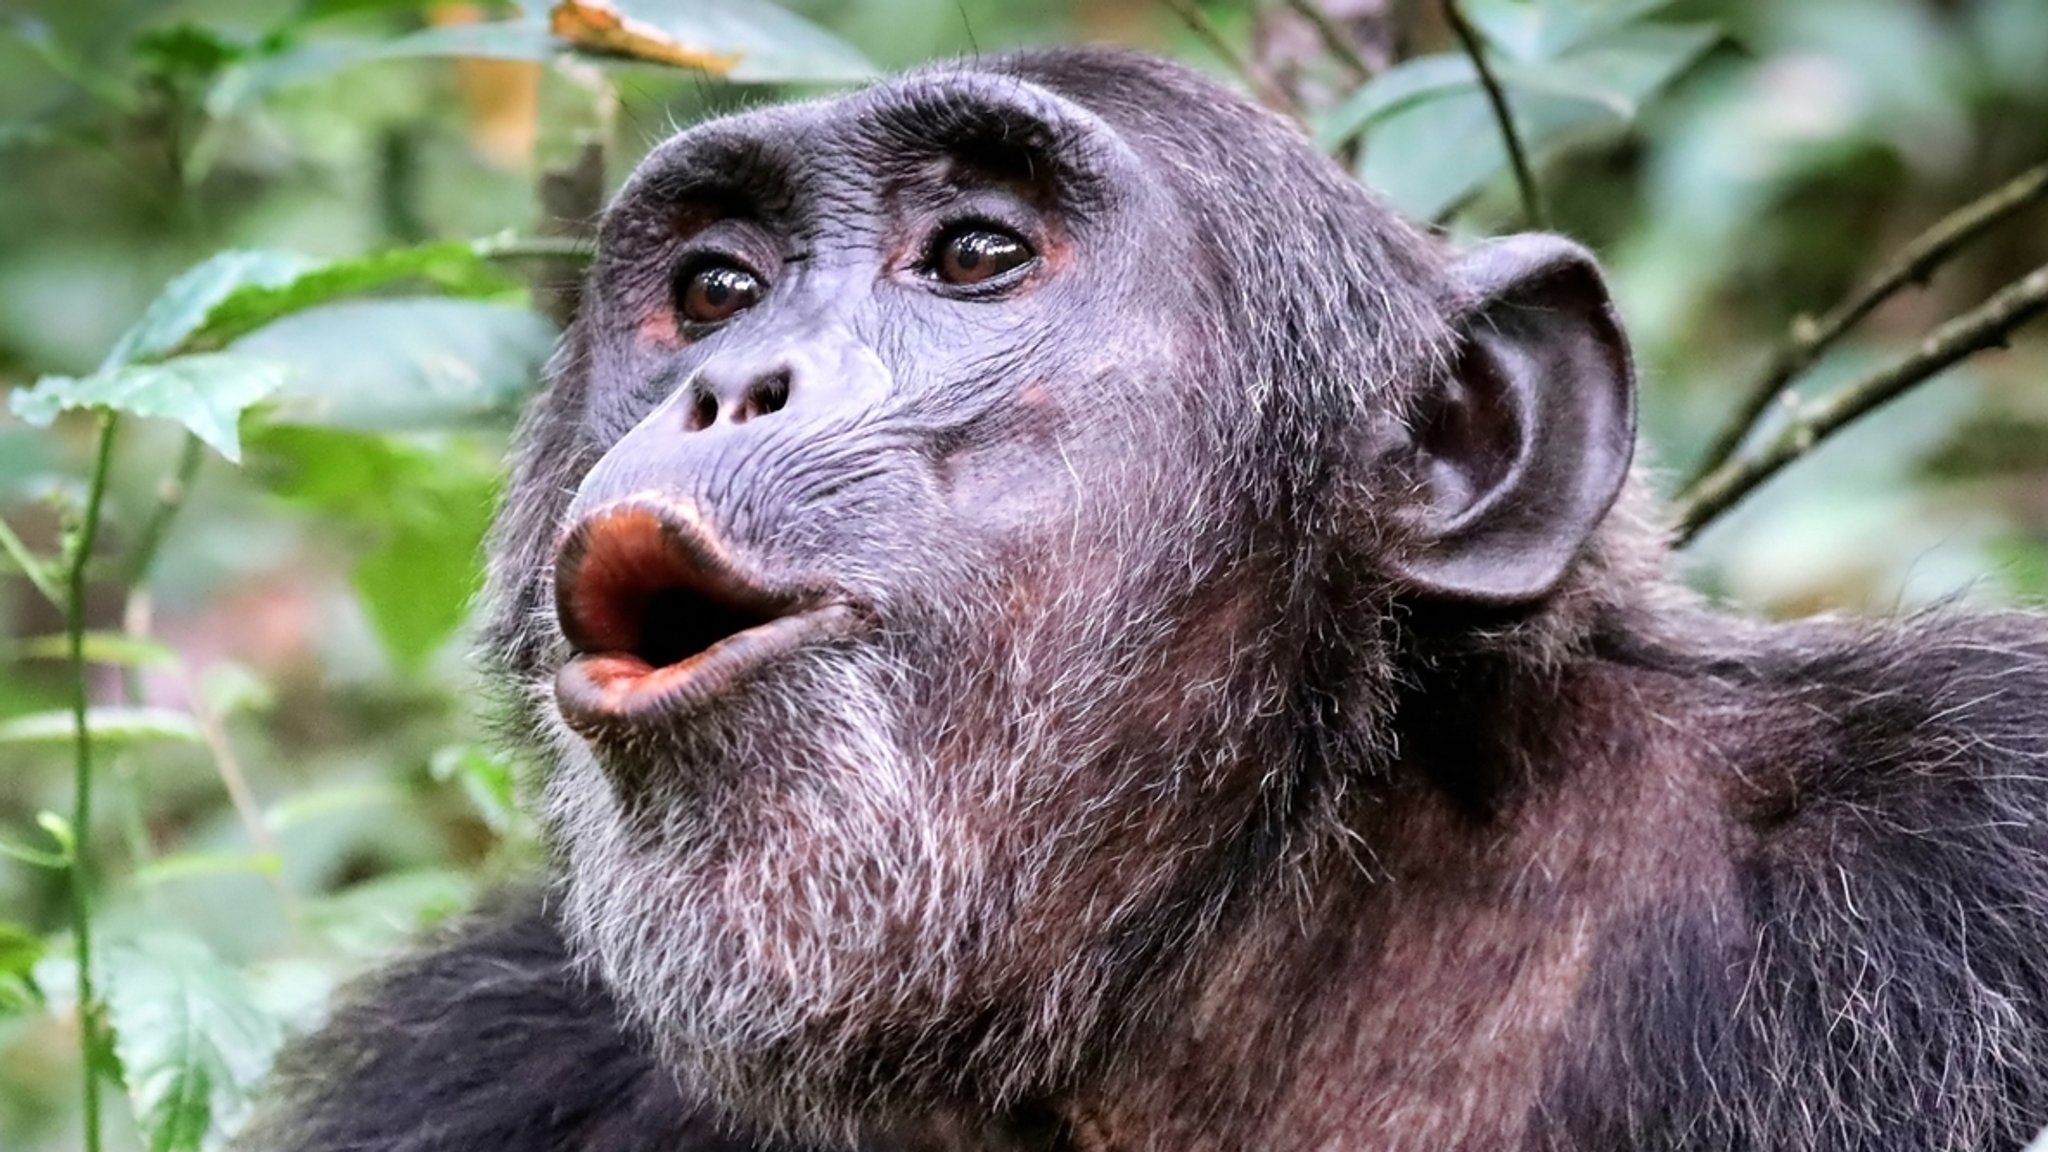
[10,355,287,462]
[192,241,520,351]
[247,427,500,669]
[232,299,556,431]
[1460,0,1681,61]
[102,932,284,1152]
[210,22,558,113]
[102,251,320,371]
[1316,54,1478,150]
[214,1,871,111]
[0,706,205,746]
[1360,87,1613,221]
[0,922,42,1015]
[1503,23,1722,118]
[17,631,180,669]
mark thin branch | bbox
[0,516,60,607]
[1163,0,1307,123]
[66,413,119,1152]
[1673,262,2048,544]
[1682,160,2048,489]
[121,431,204,587]
[1283,0,1376,84]
[1444,0,1545,228]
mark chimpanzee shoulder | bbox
[237,894,793,1152]
[1541,610,2048,1151]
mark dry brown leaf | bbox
[548,0,741,74]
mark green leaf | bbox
[0,922,43,1015]
[574,0,876,84]
[210,21,557,113]
[1368,84,1631,220]
[102,932,284,1152]
[1502,23,1722,118]
[1316,54,1478,150]
[305,870,474,956]
[17,631,181,669]
[10,356,287,463]
[0,706,206,746]
[101,251,321,372]
[1460,0,1681,61]
[247,427,500,669]
[431,744,523,834]
[232,299,557,432]
[213,1,872,111]
[135,853,283,888]
[191,241,520,351]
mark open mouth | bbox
[552,497,857,734]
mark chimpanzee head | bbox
[481,47,1636,1141]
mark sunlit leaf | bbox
[548,0,738,72]
[101,251,321,371]
[233,298,556,431]
[10,356,286,462]
[102,932,284,1152]
[0,706,205,746]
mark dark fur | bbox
[244,48,2048,1152]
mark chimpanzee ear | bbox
[1386,235,1636,604]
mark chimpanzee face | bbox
[532,66,1300,1134]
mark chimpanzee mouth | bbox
[551,497,861,735]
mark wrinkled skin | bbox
[248,48,2048,1152]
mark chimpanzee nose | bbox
[680,363,791,431]
[671,339,889,435]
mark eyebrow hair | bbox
[623,125,802,227]
[853,78,1119,214]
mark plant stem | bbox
[1673,262,2048,544]
[1445,0,1545,229]
[1682,160,2048,489]
[67,413,120,1152]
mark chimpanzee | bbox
[242,47,2048,1152]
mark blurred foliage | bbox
[1,0,2046,1149]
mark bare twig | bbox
[1164,0,1307,122]
[1444,0,1545,228]
[1283,0,1376,83]
[1673,262,2048,544]
[1682,160,2048,489]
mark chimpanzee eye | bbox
[675,260,765,326]
[930,226,1034,287]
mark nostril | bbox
[734,371,790,424]
[684,389,718,432]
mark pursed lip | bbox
[551,495,862,735]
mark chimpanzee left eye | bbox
[930,226,1034,287]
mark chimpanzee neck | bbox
[1046,646,1747,1152]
